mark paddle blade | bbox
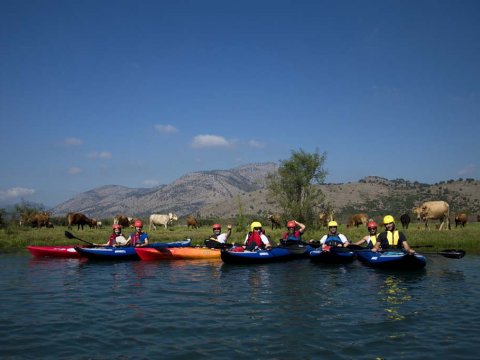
[440,249,466,259]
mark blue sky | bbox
[1,0,479,207]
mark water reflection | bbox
[379,275,412,321]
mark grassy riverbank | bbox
[1,222,479,253]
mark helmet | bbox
[367,221,377,229]
[112,224,122,230]
[383,215,395,224]
[328,221,338,227]
[250,221,262,232]
[134,220,143,228]
[287,220,296,228]
[212,223,221,230]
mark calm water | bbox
[0,252,479,359]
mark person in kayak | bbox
[204,223,232,248]
[243,221,272,251]
[372,215,415,254]
[317,221,350,248]
[281,220,306,244]
[353,220,378,249]
[125,220,149,247]
[99,224,128,247]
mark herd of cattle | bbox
[17,200,477,231]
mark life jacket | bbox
[246,231,264,249]
[366,234,378,249]
[130,232,148,246]
[108,234,117,246]
[324,234,342,246]
[380,230,401,249]
[282,230,302,241]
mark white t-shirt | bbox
[320,233,349,245]
[215,233,228,243]
[115,235,128,246]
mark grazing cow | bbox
[455,213,468,228]
[23,212,50,228]
[268,213,282,230]
[186,216,198,229]
[149,213,178,230]
[67,212,92,230]
[113,215,132,228]
[318,211,334,228]
[413,201,450,230]
[400,213,411,229]
[347,213,368,228]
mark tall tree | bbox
[267,149,327,225]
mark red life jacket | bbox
[108,234,116,246]
[247,231,264,248]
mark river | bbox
[0,252,479,359]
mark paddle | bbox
[64,230,95,246]
[418,249,466,259]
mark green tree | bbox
[267,149,327,225]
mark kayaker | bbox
[243,221,272,251]
[204,223,232,248]
[353,220,378,249]
[318,221,350,248]
[372,215,415,254]
[281,220,306,244]
[95,224,127,247]
[125,220,149,247]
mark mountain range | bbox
[52,162,480,222]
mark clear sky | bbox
[1,0,479,208]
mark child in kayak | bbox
[95,224,127,247]
[281,220,306,244]
[125,220,149,247]
[243,221,272,251]
[353,220,378,249]
[204,223,232,248]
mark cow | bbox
[346,213,368,228]
[318,211,334,228]
[149,213,178,230]
[186,216,198,229]
[400,213,411,229]
[113,215,133,228]
[67,212,92,230]
[268,214,282,230]
[24,212,50,228]
[455,213,468,228]
[413,200,450,230]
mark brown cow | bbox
[347,213,368,228]
[318,211,334,228]
[413,200,450,230]
[67,212,92,230]
[455,213,468,228]
[186,216,198,229]
[113,215,132,228]
[268,214,282,230]
[24,212,50,228]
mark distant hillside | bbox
[52,163,277,218]
[52,163,480,223]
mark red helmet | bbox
[367,221,377,229]
[287,220,296,228]
[112,224,122,230]
[134,220,143,228]
[212,223,221,230]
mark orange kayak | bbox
[135,247,221,260]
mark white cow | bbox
[149,213,178,230]
[413,200,450,230]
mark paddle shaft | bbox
[64,231,95,246]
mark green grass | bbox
[1,222,479,253]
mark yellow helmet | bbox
[250,221,262,231]
[383,215,395,224]
[328,221,338,227]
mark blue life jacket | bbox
[325,234,342,246]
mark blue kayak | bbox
[75,239,192,260]
[220,247,294,264]
[356,250,426,270]
[309,247,356,264]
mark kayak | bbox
[220,247,294,264]
[75,239,193,260]
[136,246,220,260]
[309,246,356,264]
[356,250,426,270]
[27,245,82,258]
[279,241,315,258]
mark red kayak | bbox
[27,245,82,258]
